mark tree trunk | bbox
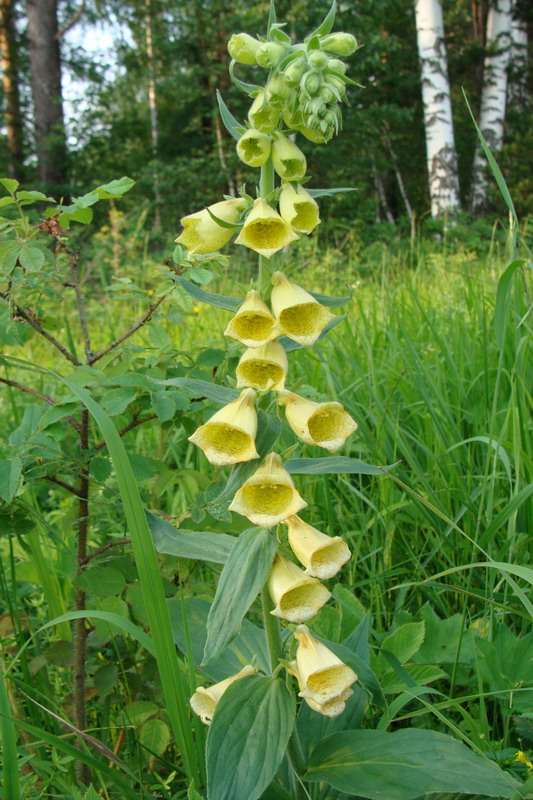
[26,0,68,188]
[470,0,513,214]
[0,0,24,179]
[507,1,528,109]
[414,0,461,218]
[145,0,162,229]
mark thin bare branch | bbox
[94,413,158,451]
[55,1,86,39]
[81,538,131,565]
[0,376,81,431]
[88,294,168,365]
[44,475,80,496]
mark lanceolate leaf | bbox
[494,259,526,348]
[0,457,23,503]
[207,676,295,800]
[307,187,357,198]
[306,729,520,799]
[175,276,242,311]
[309,289,352,307]
[203,528,277,664]
[306,0,336,40]
[152,376,240,405]
[284,457,398,475]
[147,510,235,564]
[216,91,245,141]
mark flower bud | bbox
[272,134,307,182]
[228,33,261,65]
[283,57,306,87]
[271,272,335,347]
[327,58,347,74]
[277,389,357,451]
[188,388,259,466]
[228,452,307,528]
[298,125,331,144]
[248,90,281,134]
[320,32,358,56]
[279,183,320,234]
[319,86,336,104]
[307,49,329,69]
[235,198,299,259]
[325,75,347,97]
[266,74,293,108]
[268,553,330,623]
[301,70,322,97]
[284,515,351,579]
[236,129,272,168]
[282,105,304,130]
[224,290,278,348]
[175,198,246,254]
[256,41,288,69]
[236,341,288,392]
[294,625,357,704]
[289,661,354,717]
[190,665,255,725]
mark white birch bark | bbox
[470,0,513,213]
[145,0,162,229]
[414,0,461,218]
[507,4,528,109]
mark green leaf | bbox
[120,700,159,727]
[494,259,527,348]
[0,178,19,194]
[320,637,387,710]
[59,206,93,227]
[147,510,236,564]
[216,90,245,141]
[92,597,129,643]
[16,190,54,203]
[0,668,20,800]
[306,729,520,798]
[0,457,23,503]
[284,457,398,475]
[307,187,356,198]
[153,376,239,405]
[19,246,45,271]
[186,267,214,285]
[151,390,176,422]
[380,622,425,665]
[0,242,22,272]
[175,276,242,311]
[229,59,262,95]
[203,528,277,664]
[307,0,336,39]
[280,312,349,351]
[95,177,135,199]
[139,718,171,756]
[76,565,126,598]
[207,676,295,800]
[100,387,137,416]
[309,289,352,307]
[0,196,15,208]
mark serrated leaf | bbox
[207,676,295,800]
[284,457,398,475]
[0,196,15,208]
[0,458,23,503]
[139,718,171,756]
[95,177,135,198]
[147,509,235,564]
[16,190,54,203]
[174,276,241,311]
[59,206,93,226]
[307,729,520,798]
[100,387,137,416]
[19,246,45,271]
[0,178,19,194]
[186,267,213,285]
[0,242,22,272]
[76,565,126,598]
[151,390,175,422]
[203,528,277,664]
[216,90,244,141]
[380,622,425,665]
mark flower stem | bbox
[258,156,275,292]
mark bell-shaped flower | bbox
[277,389,357,452]
[228,33,261,65]
[289,661,354,717]
[190,665,255,725]
[271,272,335,346]
[272,134,307,181]
[224,290,278,348]
[236,129,271,168]
[228,452,306,527]
[235,199,299,259]
[279,183,320,234]
[236,341,288,392]
[248,90,280,133]
[294,625,357,704]
[188,388,259,466]
[268,553,330,623]
[284,515,351,579]
[175,198,245,255]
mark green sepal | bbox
[284,457,399,475]
[146,510,236,564]
[205,205,243,230]
[172,276,242,312]
[216,90,246,141]
[306,0,337,41]
[229,59,262,96]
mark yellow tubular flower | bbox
[277,389,357,452]
[279,183,320,234]
[236,341,288,391]
[227,33,261,65]
[175,198,245,255]
[294,624,357,704]
[190,665,255,726]
[224,290,279,348]
[289,661,353,717]
[235,199,299,259]
[188,388,259,466]
[248,90,280,133]
[284,515,351,579]
[271,272,335,346]
[268,553,330,623]
[236,129,272,168]
[272,133,307,181]
[228,452,307,527]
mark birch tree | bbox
[414,0,461,218]
[470,0,513,214]
[0,0,24,179]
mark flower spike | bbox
[268,553,330,623]
[188,388,259,466]
[236,341,288,392]
[224,290,279,348]
[284,515,351,579]
[190,665,255,726]
[271,272,335,346]
[175,198,245,255]
[277,389,357,452]
[228,452,306,527]
[235,199,299,259]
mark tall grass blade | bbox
[0,668,20,800]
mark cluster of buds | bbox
[229,25,358,143]
[176,5,360,726]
